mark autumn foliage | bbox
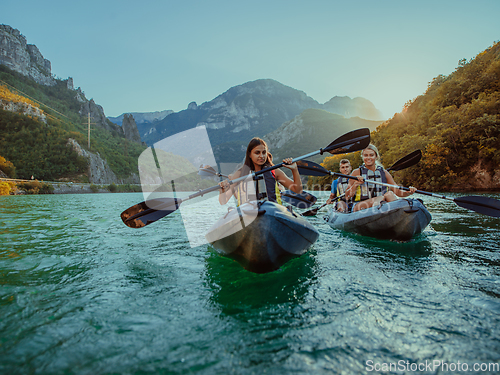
[370,42,500,191]
[311,42,500,192]
[0,84,41,109]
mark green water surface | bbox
[1,192,499,374]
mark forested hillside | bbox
[0,65,145,181]
[314,42,500,192]
[0,108,87,179]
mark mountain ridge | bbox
[138,78,384,162]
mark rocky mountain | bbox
[142,79,321,147]
[67,138,138,184]
[108,110,174,138]
[142,79,383,162]
[108,110,173,126]
[0,24,55,86]
[323,96,383,121]
[121,114,143,144]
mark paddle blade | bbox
[120,198,180,228]
[301,207,319,216]
[297,160,330,177]
[198,165,219,181]
[454,195,500,218]
[302,193,344,216]
[387,150,422,171]
[323,128,371,155]
[281,190,317,209]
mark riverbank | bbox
[51,182,142,194]
[0,178,141,195]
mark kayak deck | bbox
[206,200,319,273]
[323,198,431,241]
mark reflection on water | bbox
[203,248,318,315]
[338,230,434,257]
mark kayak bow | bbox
[206,200,320,273]
[323,198,431,241]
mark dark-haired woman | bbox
[218,137,302,205]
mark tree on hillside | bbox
[371,42,500,191]
[0,155,16,177]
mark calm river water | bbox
[1,192,499,374]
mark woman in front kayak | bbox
[218,137,302,205]
[345,144,417,211]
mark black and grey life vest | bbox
[236,170,282,206]
[336,176,351,196]
[354,165,388,201]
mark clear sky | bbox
[3,0,499,119]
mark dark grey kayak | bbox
[205,200,320,273]
[323,198,431,241]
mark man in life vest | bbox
[326,159,353,212]
[345,144,417,212]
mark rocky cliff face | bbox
[121,114,142,143]
[0,25,134,139]
[108,110,174,126]
[67,138,140,184]
[0,100,47,123]
[455,161,500,191]
[79,98,117,133]
[0,25,56,86]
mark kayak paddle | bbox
[281,190,317,209]
[302,194,345,216]
[299,160,500,218]
[198,165,228,180]
[120,128,371,228]
[385,150,422,172]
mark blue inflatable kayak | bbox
[323,198,431,241]
[206,200,319,273]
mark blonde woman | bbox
[345,144,417,212]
